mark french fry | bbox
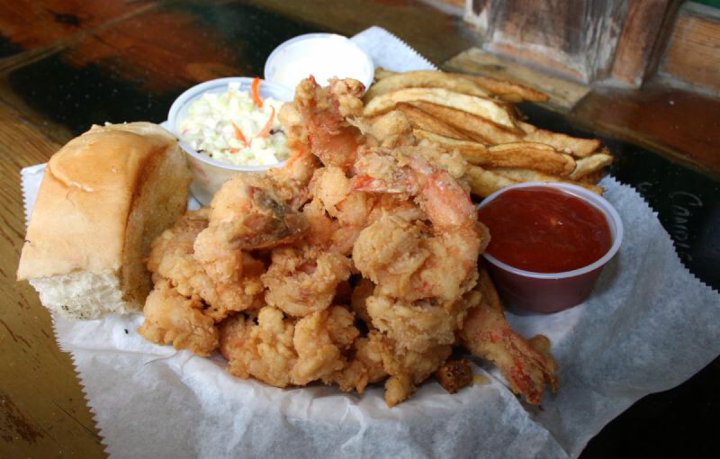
[374,68,397,81]
[491,167,604,194]
[395,103,471,140]
[414,130,575,176]
[365,70,612,194]
[578,170,606,185]
[410,101,523,144]
[518,122,601,158]
[456,73,548,102]
[371,68,548,102]
[487,143,576,176]
[568,152,614,181]
[364,70,490,101]
[414,129,487,152]
[413,103,604,161]
[363,88,519,130]
[465,164,518,198]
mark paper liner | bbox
[22,167,720,459]
[21,163,109,454]
[351,26,437,71]
[50,317,111,454]
[20,163,46,228]
[607,175,717,295]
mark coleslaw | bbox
[178,82,289,166]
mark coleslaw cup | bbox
[167,77,294,205]
[477,181,623,313]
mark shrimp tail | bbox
[460,267,559,405]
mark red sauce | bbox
[477,187,612,273]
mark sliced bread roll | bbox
[17,122,190,319]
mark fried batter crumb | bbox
[435,358,473,394]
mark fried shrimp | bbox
[352,209,483,352]
[147,209,263,322]
[292,77,365,171]
[311,166,375,227]
[219,306,297,387]
[194,173,307,283]
[353,214,485,304]
[139,76,561,408]
[382,341,452,407]
[219,305,359,387]
[366,289,481,353]
[333,331,388,394]
[262,245,352,317]
[333,331,451,407]
[138,280,218,356]
[460,268,559,405]
[300,166,380,254]
[292,305,359,385]
[352,148,487,303]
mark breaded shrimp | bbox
[138,280,218,356]
[292,77,365,170]
[219,305,359,387]
[262,245,352,317]
[292,305,359,385]
[460,267,559,405]
[353,214,485,303]
[219,306,298,388]
[333,331,451,407]
[147,210,263,322]
[193,173,307,285]
[333,332,388,394]
[366,289,481,353]
[352,148,488,303]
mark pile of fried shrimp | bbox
[138,77,559,407]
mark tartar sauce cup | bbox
[167,77,294,205]
[264,33,374,93]
[477,181,624,313]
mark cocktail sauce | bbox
[477,187,612,273]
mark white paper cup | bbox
[167,77,293,205]
[264,33,374,93]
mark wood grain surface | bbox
[0,101,105,457]
[465,0,628,82]
[572,83,720,175]
[609,0,679,87]
[242,0,476,66]
[661,2,720,92]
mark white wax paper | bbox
[20,27,720,459]
[351,26,437,71]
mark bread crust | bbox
[17,122,182,281]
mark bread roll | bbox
[17,122,190,319]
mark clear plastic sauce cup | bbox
[477,181,623,313]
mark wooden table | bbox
[1,1,718,458]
